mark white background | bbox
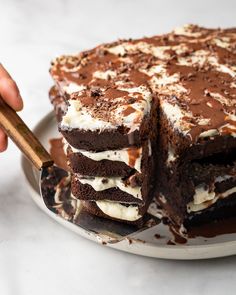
[0,0,236,294]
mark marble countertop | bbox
[0,0,236,294]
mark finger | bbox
[0,128,8,152]
[0,77,23,111]
[0,63,12,79]
[0,64,23,111]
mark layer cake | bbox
[49,24,236,228]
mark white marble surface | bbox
[0,0,236,294]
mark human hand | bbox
[0,64,23,152]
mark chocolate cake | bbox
[49,24,236,228]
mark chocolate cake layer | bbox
[72,178,142,204]
[66,140,150,176]
[71,170,150,204]
[67,147,134,177]
[159,112,236,170]
[61,126,142,151]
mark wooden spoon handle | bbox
[0,98,53,170]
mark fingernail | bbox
[17,92,24,111]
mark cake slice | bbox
[49,40,159,225]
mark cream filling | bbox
[160,100,191,135]
[187,176,236,213]
[192,184,216,205]
[65,141,143,172]
[187,187,236,213]
[61,100,116,131]
[166,145,177,165]
[77,176,142,200]
[199,129,219,138]
[96,200,141,221]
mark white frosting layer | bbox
[96,200,141,221]
[61,100,116,131]
[187,176,236,212]
[77,175,142,200]
[66,142,142,172]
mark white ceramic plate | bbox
[21,111,236,260]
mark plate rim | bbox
[21,111,236,260]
